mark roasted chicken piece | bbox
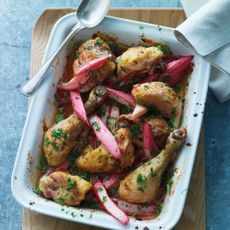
[39,171,92,206]
[132,82,179,118]
[118,128,187,203]
[117,46,164,81]
[73,37,116,91]
[43,87,107,166]
[76,128,135,173]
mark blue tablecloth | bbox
[1,0,229,229]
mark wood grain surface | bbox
[24,8,205,230]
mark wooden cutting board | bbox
[23,8,205,230]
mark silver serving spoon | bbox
[20,0,111,96]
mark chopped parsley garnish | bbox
[173,84,182,93]
[136,174,148,192]
[84,45,93,50]
[56,198,65,206]
[44,137,51,147]
[139,25,144,29]
[98,107,106,117]
[150,168,157,177]
[137,99,143,105]
[156,44,170,54]
[33,187,42,195]
[52,128,63,139]
[77,171,89,180]
[130,124,141,139]
[166,178,173,192]
[97,186,103,191]
[52,142,59,152]
[80,214,84,217]
[102,196,107,203]
[97,88,106,95]
[92,121,101,131]
[75,52,80,58]
[95,38,104,46]
[79,137,88,149]
[39,154,47,174]
[55,114,64,123]
[67,178,77,191]
[109,187,117,196]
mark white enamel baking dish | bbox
[11,13,210,230]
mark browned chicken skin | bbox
[117,46,164,81]
[73,37,116,91]
[39,171,92,206]
[132,82,179,118]
[118,128,187,203]
[76,128,135,173]
[43,86,107,166]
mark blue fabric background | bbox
[0,0,229,229]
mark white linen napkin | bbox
[177,0,230,102]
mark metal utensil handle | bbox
[20,22,84,97]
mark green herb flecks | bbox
[130,124,141,139]
[166,178,173,192]
[173,84,182,93]
[39,154,47,174]
[84,45,93,50]
[156,44,170,54]
[92,121,101,131]
[56,198,65,206]
[33,187,42,195]
[95,38,104,46]
[97,186,103,191]
[44,137,51,147]
[97,88,107,95]
[102,196,107,203]
[79,137,88,150]
[136,174,148,193]
[67,178,77,191]
[55,114,64,123]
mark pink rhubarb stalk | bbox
[59,54,112,90]
[143,123,159,159]
[93,179,129,225]
[159,55,193,87]
[106,87,136,107]
[103,173,123,190]
[70,90,89,125]
[113,199,157,217]
[89,115,121,159]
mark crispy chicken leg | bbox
[131,82,179,118]
[39,171,92,206]
[43,86,107,166]
[118,128,187,203]
[76,128,135,173]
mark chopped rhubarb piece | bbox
[59,54,112,90]
[70,91,89,125]
[103,173,123,190]
[159,55,193,86]
[89,115,121,159]
[75,54,112,76]
[58,72,89,91]
[106,87,135,107]
[93,179,129,225]
[113,199,157,216]
[143,123,159,159]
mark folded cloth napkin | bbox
[176,0,230,102]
